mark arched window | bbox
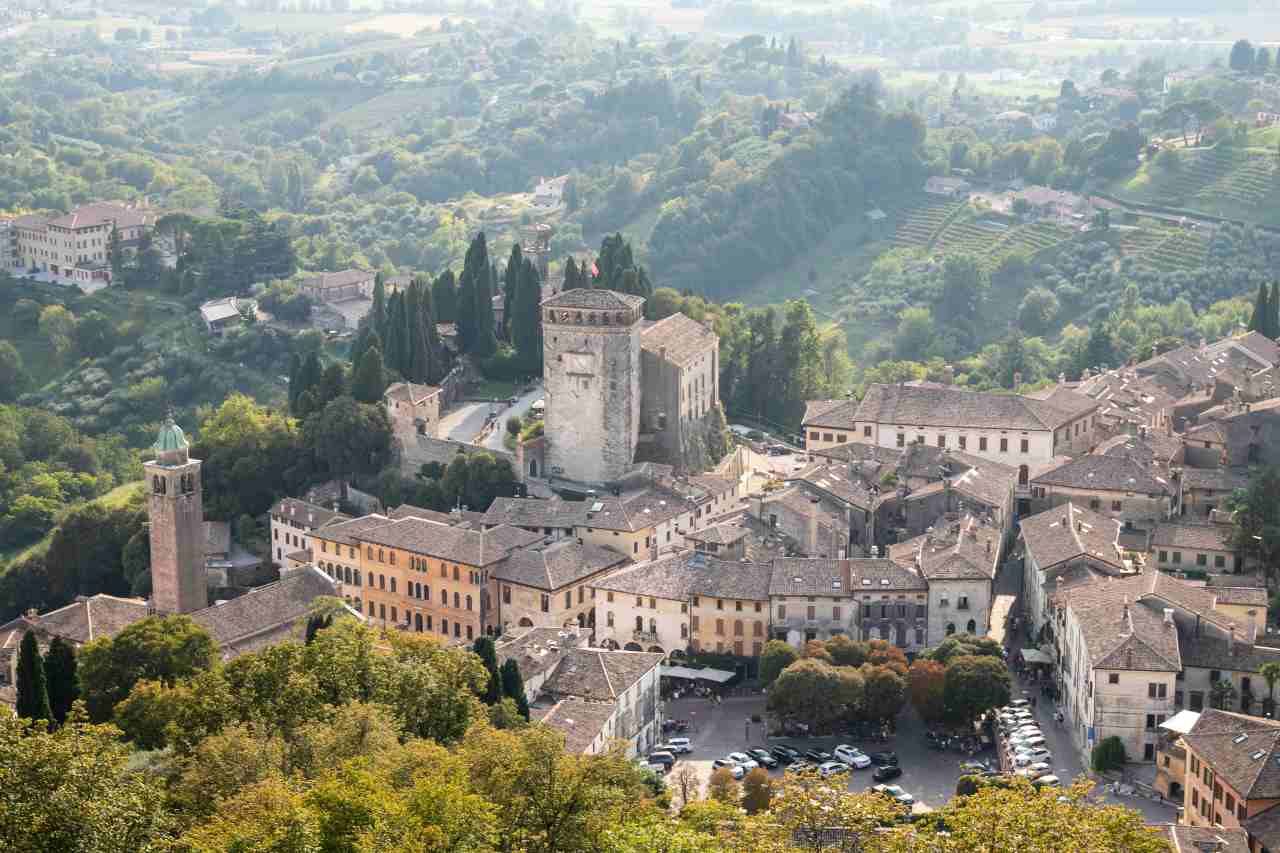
[453,592,460,609]
[635,615,643,631]
[649,618,657,634]
[1018,464,1029,486]
[466,625,473,640]
[946,623,956,636]
[465,595,473,611]
[441,588,447,604]
[415,613,423,632]
[390,578,396,593]
[442,618,449,635]
[353,570,361,587]
[967,619,977,634]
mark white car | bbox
[726,752,760,772]
[833,745,872,768]
[712,759,746,779]
[1013,749,1053,766]
[818,761,849,778]
[872,784,915,805]
[1008,699,1031,708]
[1033,775,1061,788]
[666,737,692,754]
[1009,736,1047,751]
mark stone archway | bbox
[602,639,620,650]
[519,617,534,627]
[647,646,665,655]
[669,648,686,659]
[967,619,977,634]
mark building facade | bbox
[145,417,208,615]
[14,202,152,285]
[383,381,442,444]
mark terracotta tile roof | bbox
[191,567,341,658]
[1020,503,1124,572]
[494,540,630,591]
[890,515,1001,581]
[541,289,645,311]
[792,463,877,510]
[496,626,587,682]
[302,269,374,290]
[842,383,1097,432]
[1058,576,1182,672]
[802,399,859,429]
[383,382,441,404]
[1030,453,1172,495]
[685,523,749,546]
[311,513,394,546]
[483,496,594,530]
[1183,709,1280,800]
[270,497,350,529]
[594,552,772,601]
[47,202,149,231]
[1180,468,1249,493]
[356,518,542,567]
[387,504,457,524]
[1149,522,1232,552]
[640,312,718,367]
[541,648,663,702]
[32,595,150,645]
[1178,633,1280,673]
[769,558,925,596]
[1154,823,1250,853]
[533,696,618,754]
[1209,586,1268,608]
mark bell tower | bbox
[144,415,207,614]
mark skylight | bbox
[1233,734,1249,744]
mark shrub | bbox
[1091,735,1127,772]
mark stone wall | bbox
[543,316,641,484]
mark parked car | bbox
[644,762,668,776]
[711,759,746,779]
[960,761,990,773]
[872,784,915,806]
[833,745,872,768]
[1015,762,1053,780]
[804,748,833,763]
[655,743,688,756]
[747,749,778,768]
[818,761,849,778]
[785,760,814,775]
[1032,775,1061,788]
[1013,749,1053,766]
[1009,736,1047,751]
[1008,699,1031,708]
[647,751,676,769]
[666,737,692,754]
[771,745,802,763]
[727,752,761,772]
[873,764,903,782]
[869,751,899,766]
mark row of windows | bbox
[1157,550,1228,568]
[366,599,475,640]
[893,433,1029,454]
[776,602,930,620]
[685,616,764,636]
[691,639,763,656]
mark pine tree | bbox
[16,631,51,722]
[433,270,458,324]
[500,657,530,720]
[502,243,522,341]
[43,635,77,726]
[353,346,386,403]
[1249,283,1269,333]
[472,637,502,705]
[513,258,544,372]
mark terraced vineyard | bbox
[1113,145,1280,226]
[886,195,965,248]
[1116,227,1167,257]
[993,221,1075,256]
[933,218,1011,253]
[1135,229,1210,272]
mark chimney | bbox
[1163,608,1174,626]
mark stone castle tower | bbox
[541,289,644,484]
[144,416,208,614]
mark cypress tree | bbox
[384,292,409,378]
[1249,283,1269,333]
[433,270,458,324]
[352,345,386,403]
[43,635,77,726]
[456,233,490,354]
[16,631,51,722]
[370,272,388,344]
[405,281,429,383]
[292,352,323,416]
[287,352,302,410]
[1269,280,1280,339]
[563,257,580,291]
[472,261,499,358]
[500,658,530,720]
[418,277,447,384]
[473,637,502,705]
[502,243,523,341]
[513,258,544,372]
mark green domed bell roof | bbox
[154,416,189,454]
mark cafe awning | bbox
[660,665,735,683]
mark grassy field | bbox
[344,13,452,36]
[1,481,143,566]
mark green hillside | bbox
[1110,144,1280,226]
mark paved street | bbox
[437,384,543,450]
